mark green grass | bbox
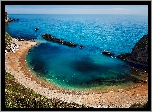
[5,71,148,108]
[4,32,90,108]
[4,31,148,108]
[129,102,148,108]
[5,32,12,50]
[5,72,91,108]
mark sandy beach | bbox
[5,40,148,108]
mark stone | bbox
[102,50,115,57]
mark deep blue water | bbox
[5,14,148,90]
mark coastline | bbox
[5,40,148,108]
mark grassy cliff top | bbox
[5,71,91,108]
[5,32,12,48]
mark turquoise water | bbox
[26,42,132,90]
[5,14,148,90]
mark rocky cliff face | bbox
[5,32,19,53]
[117,34,148,70]
[5,12,9,22]
[5,12,19,22]
[131,34,148,65]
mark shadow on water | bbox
[27,43,142,89]
[70,57,103,73]
[68,55,141,88]
[70,56,120,75]
[27,43,62,77]
[29,60,48,77]
[34,43,61,54]
[84,73,141,87]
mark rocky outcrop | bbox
[102,50,115,57]
[5,12,19,23]
[131,34,148,65]
[5,32,19,53]
[116,53,131,61]
[117,34,148,70]
[42,33,78,48]
[5,12,9,22]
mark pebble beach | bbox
[5,40,148,108]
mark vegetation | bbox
[5,32,90,108]
[129,102,148,108]
[5,32,148,108]
[5,71,148,108]
[5,32,12,50]
[5,72,91,108]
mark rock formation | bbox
[5,32,19,53]
[102,50,115,57]
[131,34,148,65]
[5,12,19,23]
[5,12,9,22]
[42,33,78,48]
[117,34,148,70]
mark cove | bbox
[26,42,137,90]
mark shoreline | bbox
[5,40,148,108]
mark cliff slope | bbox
[117,34,148,70]
[131,34,148,65]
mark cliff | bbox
[5,32,19,53]
[131,34,148,65]
[5,12,19,22]
[5,12,9,22]
[117,34,148,70]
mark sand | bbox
[5,40,148,108]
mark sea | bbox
[5,14,148,90]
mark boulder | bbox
[102,50,115,57]
[35,28,38,31]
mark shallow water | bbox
[5,14,148,90]
[26,42,133,90]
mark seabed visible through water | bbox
[26,42,146,91]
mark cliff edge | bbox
[117,34,148,70]
[5,12,9,22]
[5,12,19,22]
[131,34,148,65]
